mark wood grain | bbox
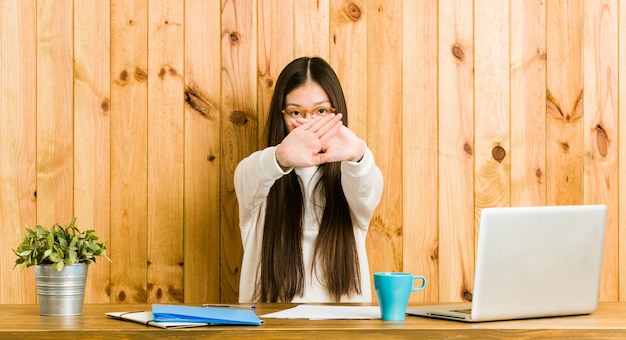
[1,0,626,305]
[583,0,618,301]
[438,0,475,303]
[36,0,73,226]
[474,0,510,211]
[110,0,149,304]
[4,303,626,339]
[620,0,626,302]
[0,0,37,304]
[546,0,584,206]
[510,0,546,207]
[221,0,257,303]
[258,0,293,146]
[73,0,112,303]
[183,0,222,304]
[295,0,329,59]
[330,0,367,143]
[364,0,403,302]
[146,0,184,304]
[402,0,438,303]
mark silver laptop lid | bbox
[470,204,607,321]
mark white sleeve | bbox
[340,147,384,230]
[234,146,292,230]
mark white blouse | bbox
[234,145,383,303]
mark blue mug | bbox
[374,272,427,321]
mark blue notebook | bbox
[152,304,263,326]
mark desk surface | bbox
[2,302,626,339]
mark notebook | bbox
[151,304,262,325]
[107,304,263,328]
[407,204,607,322]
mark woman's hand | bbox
[275,114,343,168]
[319,124,366,163]
[289,113,366,164]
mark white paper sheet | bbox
[260,305,381,320]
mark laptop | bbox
[407,204,607,322]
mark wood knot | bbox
[230,32,240,44]
[463,291,473,302]
[561,142,569,152]
[491,145,506,162]
[230,111,249,125]
[101,99,110,112]
[156,66,179,79]
[266,79,274,88]
[452,45,465,61]
[537,48,547,60]
[134,67,148,82]
[463,143,473,156]
[345,2,362,21]
[119,69,129,82]
[156,288,163,299]
[116,69,132,86]
[169,286,184,303]
[184,85,213,117]
[535,168,542,179]
[596,125,608,157]
[430,245,439,262]
[208,154,216,162]
[118,291,126,302]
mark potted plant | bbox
[13,217,111,316]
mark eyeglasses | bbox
[281,105,336,118]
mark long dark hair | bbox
[255,57,361,302]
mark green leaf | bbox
[69,235,78,248]
[49,252,60,262]
[52,261,64,271]
[46,231,53,250]
[68,250,77,264]
[18,250,32,257]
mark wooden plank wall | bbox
[0,0,622,304]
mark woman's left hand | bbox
[321,125,365,162]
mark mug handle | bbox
[411,275,427,291]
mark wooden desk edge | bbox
[1,302,625,339]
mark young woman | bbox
[234,57,383,303]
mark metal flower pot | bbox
[34,263,88,316]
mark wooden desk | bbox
[2,302,626,339]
